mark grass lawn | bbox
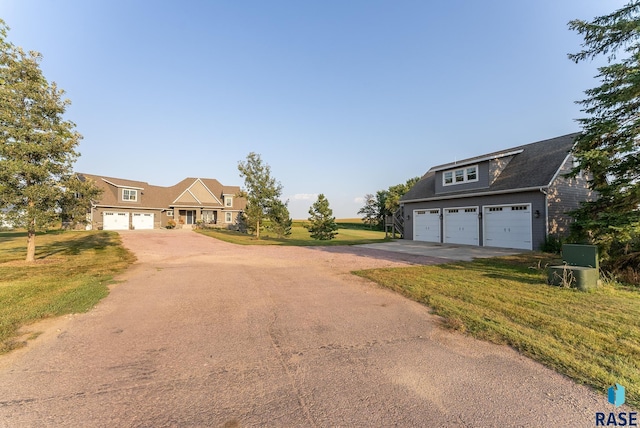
[0,230,135,354]
[196,220,389,246]
[354,253,640,408]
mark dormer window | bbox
[466,166,477,181]
[224,196,233,207]
[443,165,478,186]
[122,189,138,201]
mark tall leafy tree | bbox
[357,193,378,228]
[358,177,419,229]
[568,2,640,258]
[0,20,91,262]
[306,194,338,240]
[384,176,420,216]
[59,174,103,229]
[237,152,283,239]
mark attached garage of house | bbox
[102,212,129,230]
[483,204,532,250]
[413,209,440,242]
[132,212,154,230]
[444,207,479,246]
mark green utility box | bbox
[548,265,599,291]
[547,244,599,291]
[562,244,599,272]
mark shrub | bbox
[541,235,563,254]
[610,252,640,287]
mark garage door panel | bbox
[483,205,532,250]
[444,207,478,246]
[413,209,440,242]
[132,213,154,230]
[103,212,129,230]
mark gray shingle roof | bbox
[401,133,579,202]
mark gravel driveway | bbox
[0,230,605,427]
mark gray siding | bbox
[403,191,547,250]
[546,155,596,237]
[434,162,491,194]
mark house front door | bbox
[186,210,195,225]
[179,210,197,225]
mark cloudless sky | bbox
[0,1,627,218]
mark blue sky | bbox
[1,1,626,218]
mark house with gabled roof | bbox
[398,133,594,250]
[78,173,246,230]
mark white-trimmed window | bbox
[225,212,233,223]
[224,196,233,207]
[166,210,174,217]
[466,166,477,181]
[444,171,453,185]
[122,189,138,201]
[443,165,479,186]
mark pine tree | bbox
[306,194,338,240]
[267,199,292,238]
[568,2,640,259]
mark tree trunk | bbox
[26,227,36,262]
[256,219,260,240]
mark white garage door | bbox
[413,209,440,242]
[444,207,479,246]
[132,213,154,230]
[483,204,532,250]
[103,212,129,230]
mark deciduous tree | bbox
[357,177,419,230]
[0,20,94,261]
[59,174,103,229]
[357,193,378,228]
[385,177,419,215]
[237,152,284,239]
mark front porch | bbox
[173,208,238,229]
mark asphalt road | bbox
[0,230,607,427]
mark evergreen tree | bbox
[306,194,338,240]
[267,199,292,238]
[568,2,640,259]
[0,20,96,261]
[237,152,283,239]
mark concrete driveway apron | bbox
[0,230,605,427]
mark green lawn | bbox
[196,220,389,246]
[354,253,640,408]
[0,230,135,354]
